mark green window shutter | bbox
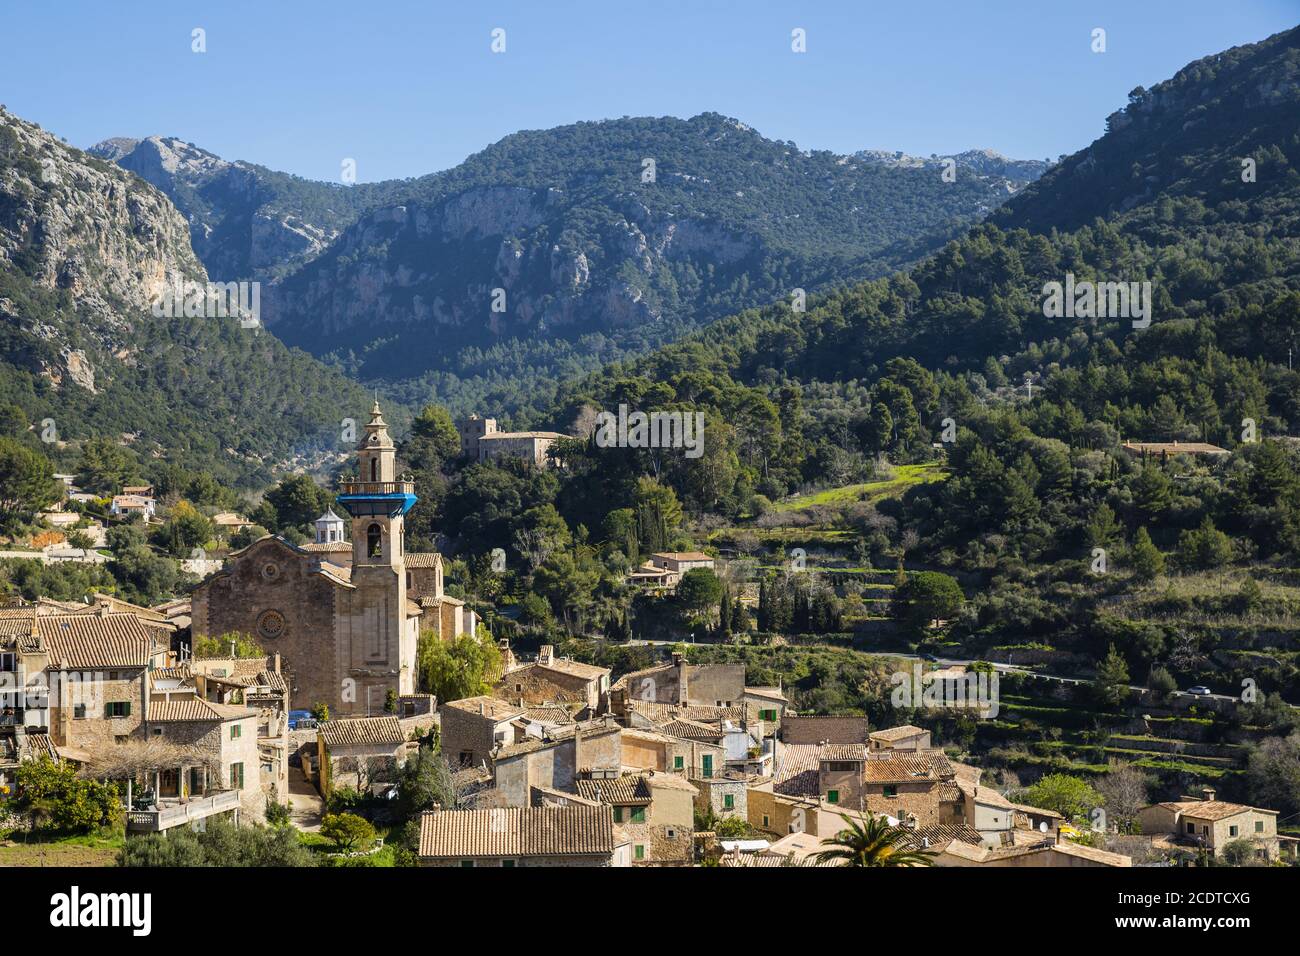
[631,807,646,823]
[673,756,684,770]
[724,794,734,809]
[634,845,645,860]
[613,807,623,823]
[827,790,839,804]
[122,701,131,716]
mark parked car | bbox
[288,709,318,730]
[1185,685,1213,696]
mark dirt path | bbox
[288,766,323,833]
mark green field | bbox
[772,462,949,513]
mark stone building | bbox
[456,413,566,466]
[191,402,473,717]
[417,805,628,867]
[316,715,409,797]
[494,645,610,712]
[1137,788,1283,861]
[575,772,696,865]
[440,696,528,770]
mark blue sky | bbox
[3,0,1296,182]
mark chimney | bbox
[1201,787,1216,803]
[479,701,485,716]
[273,652,281,673]
[671,651,684,666]
[539,645,554,666]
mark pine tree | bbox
[1129,526,1165,582]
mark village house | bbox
[694,770,750,822]
[491,722,623,807]
[142,694,261,827]
[1136,787,1285,862]
[576,771,697,864]
[868,724,931,751]
[316,715,409,797]
[610,654,786,736]
[110,494,156,520]
[417,805,629,867]
[1121,440,1230,461]
[179,655,291,804]
[493,645,610,712]
[0,607,274,831]
[439,696,528,770]
[935,838,1131,868]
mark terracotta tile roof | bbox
[404,553,443,569]
[576,775,653,805]
[37,613,157,669]
[150,698,256,722]
[300,541,351,553]
[442,696,526,721]
[651,551,713,562]
[520,706,576,725]
[660,718,725,742]
[972,786,1016,809]
[773,744,823,797]
[417,806,614,860]
[611,662,674,692]
[319,716,406,748]
[819,743,867,762]
[1012,802,1063,819]
[1155,800,1273,821]
[625,700,744,724]
[869,724,927,742]
[906,823,984,850]
[536,658,609,681]
[943,839,1131,867]
[863,753,942,783]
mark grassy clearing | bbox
[0,828,123,867]
[772,462,949,513]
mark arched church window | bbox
[367,523,382,558]
[370,458,377,481]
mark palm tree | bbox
[815,814,936,867]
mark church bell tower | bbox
[334,400,418,712]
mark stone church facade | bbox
[191,403,474,716]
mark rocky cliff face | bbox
[87,135,361,282]
[0,107,374,487]
[0,108,205,391]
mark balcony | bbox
[338,480,414,496]
[336,479,417,518]
[125,789,242,832]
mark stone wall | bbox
[193,539,341,715]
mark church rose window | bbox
[261,562,280,581]
[256,609,286,640]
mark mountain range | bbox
[5,22,1297,492]
[88,116,1046,413]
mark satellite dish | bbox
[1039,821,1048,832]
